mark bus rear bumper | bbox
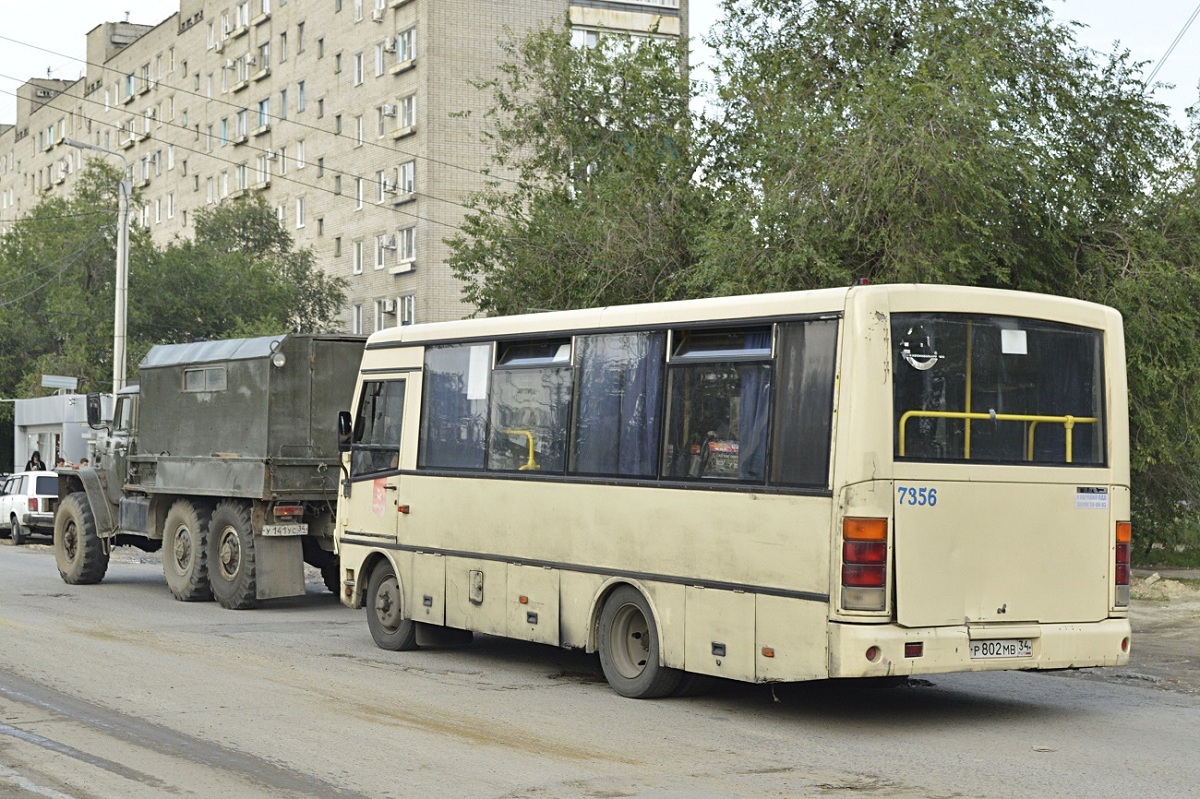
[828,618,1132,678]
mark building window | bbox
[279,32,288,61]
[376,170,387,203]
[354,0,363,21]
[334,236,342,257]
[374,300,390,332]
[398,160,414,195]
[296,196,305,228]
[375,43,385,76]
[279,89,288,120]
[375,235,386,269]
[355,178,363,209]
[257,97,270,128]
[400,93,416,128]
[236,163,248,190]
[399,294,415,326]
[296,139,306,168]
[298,22,306,52]
[397,225,415,263]
[335,52,342,73]
[352,240,363,274]
[355,115,364,145]
[354,53,364,85]
[397,27,415,62]
[297,80,306,111]
[278,144,288,175]
[351,304,363,335]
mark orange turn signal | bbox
[843,517,888,541]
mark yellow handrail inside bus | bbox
[898,410,1097,463]
[501,428,540,471]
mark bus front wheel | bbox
[366,561,418,651]
[598,585,682,699]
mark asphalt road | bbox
[1,541,1198,799]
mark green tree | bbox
[696,0,1182,296]
[0,166,346,403]
[447,25,710,315]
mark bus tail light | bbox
[1114,521,1131,607]
[842,517,888,611]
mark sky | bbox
[0,0,1197,128]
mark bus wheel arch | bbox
[595,582,682,699]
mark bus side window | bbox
[770,319,838,488]
[662,327,772,483]
[570,332,666,478]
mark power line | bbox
[0,231,108,308]
[1145,1,1200,88]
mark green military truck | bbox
[54,334,365,609]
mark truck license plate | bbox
[260,523,308,537]
[969,638,1033,659]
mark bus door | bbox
[341,378,409,541]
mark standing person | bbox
[25,451,47,471]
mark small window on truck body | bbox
[182,366,227,392]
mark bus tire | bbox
[11,518,27,546]
[208,501,257,610]
[162,500,213,602]
[598,585,682,699]
[54,493,109,585]
[366,560,418,651]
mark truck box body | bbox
[131,335,362,501]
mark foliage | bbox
[446,25,710,315]
[0,165,346,407]
[694,0,1183,297]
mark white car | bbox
[0,471,59,545]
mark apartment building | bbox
[0,0,687,333]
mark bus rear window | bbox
[893,313,1105,466]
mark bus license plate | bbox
[260,523,308,537]
[970,639,1033,659]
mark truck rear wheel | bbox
[162,500,213,602]
[54,493,109,584]
[208,501,257,610]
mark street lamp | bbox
[62,138,131,393]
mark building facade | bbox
[0,0,686,333]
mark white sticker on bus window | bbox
[1001,329,1028,355]
[467,344,490,400]
[1075,487,1108,510]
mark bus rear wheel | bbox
[598,585,682,699]
[366,561,418,651]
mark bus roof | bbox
[367,284,1119,349]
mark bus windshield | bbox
[893,313,1105,466]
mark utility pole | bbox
[62,138,131,392]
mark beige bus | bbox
[333,284,1132,698]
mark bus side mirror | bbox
[85,393,107,430]
[337,411,353,453]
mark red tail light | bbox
[27,498,39,513]
[842,517,888,610]
[273,504,304,520]
[1114,521,1131,606]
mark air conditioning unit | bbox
[383,39,396,53]
[379,234,397,249]
[265,149,277,160]
[225,58,235,69]
[371,9,385,22]
[247,56,257,67]
[146,107,156,119]
[215,38,226,53]
[382,298,396,313]
[381,103,397,117]
[381,178,398,194]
